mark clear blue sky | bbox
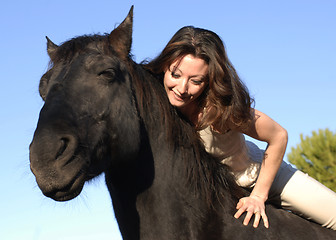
[1,0,335,239]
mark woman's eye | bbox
[191,80,203,85]
[171,72,180,78]
[98,69,115,79]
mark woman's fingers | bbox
[236,199,243,209]
[261,211,269,228]
[234,199,247,219]
[243,211,254,226]
[234,206,245,219]
[234,196,269,228]
[253,211,261,228]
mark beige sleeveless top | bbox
[198,126,263,187]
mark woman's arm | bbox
[233,109,288,228]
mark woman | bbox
[144,26,336,230]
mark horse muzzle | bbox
[29,132,87,201]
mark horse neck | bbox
[129,63,244,208]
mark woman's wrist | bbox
[250,193,268,202]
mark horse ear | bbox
[46,36,58,60]
[109,6,133,59]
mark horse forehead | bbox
[47,53,121,84]
[82,53,120,71]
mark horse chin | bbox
[47,173,86,202]
[47,161,105,201]
[51,170,102,201]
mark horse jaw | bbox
[108,5,133,60]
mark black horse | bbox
[30,7,336,240]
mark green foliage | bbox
[287,128,336,192]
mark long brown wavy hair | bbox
[144,26,254,132]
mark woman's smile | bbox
[171,89,189,101]
[163,54,208,111]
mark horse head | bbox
[29,7,140,201]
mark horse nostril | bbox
[56,138,69,160]
[54,135,77,167]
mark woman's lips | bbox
[172,90,189,102]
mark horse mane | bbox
[128,61,245,208]
[50,33,245,208]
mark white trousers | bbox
[267,161,336,230]
[244,140,336,231]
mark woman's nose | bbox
[176,78,188,94]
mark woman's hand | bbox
[234,195,269,228]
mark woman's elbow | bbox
[278,127,288,146]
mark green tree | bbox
[287,128,336,192]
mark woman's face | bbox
[163,54,208,113]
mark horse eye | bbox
[98,68,115,79]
